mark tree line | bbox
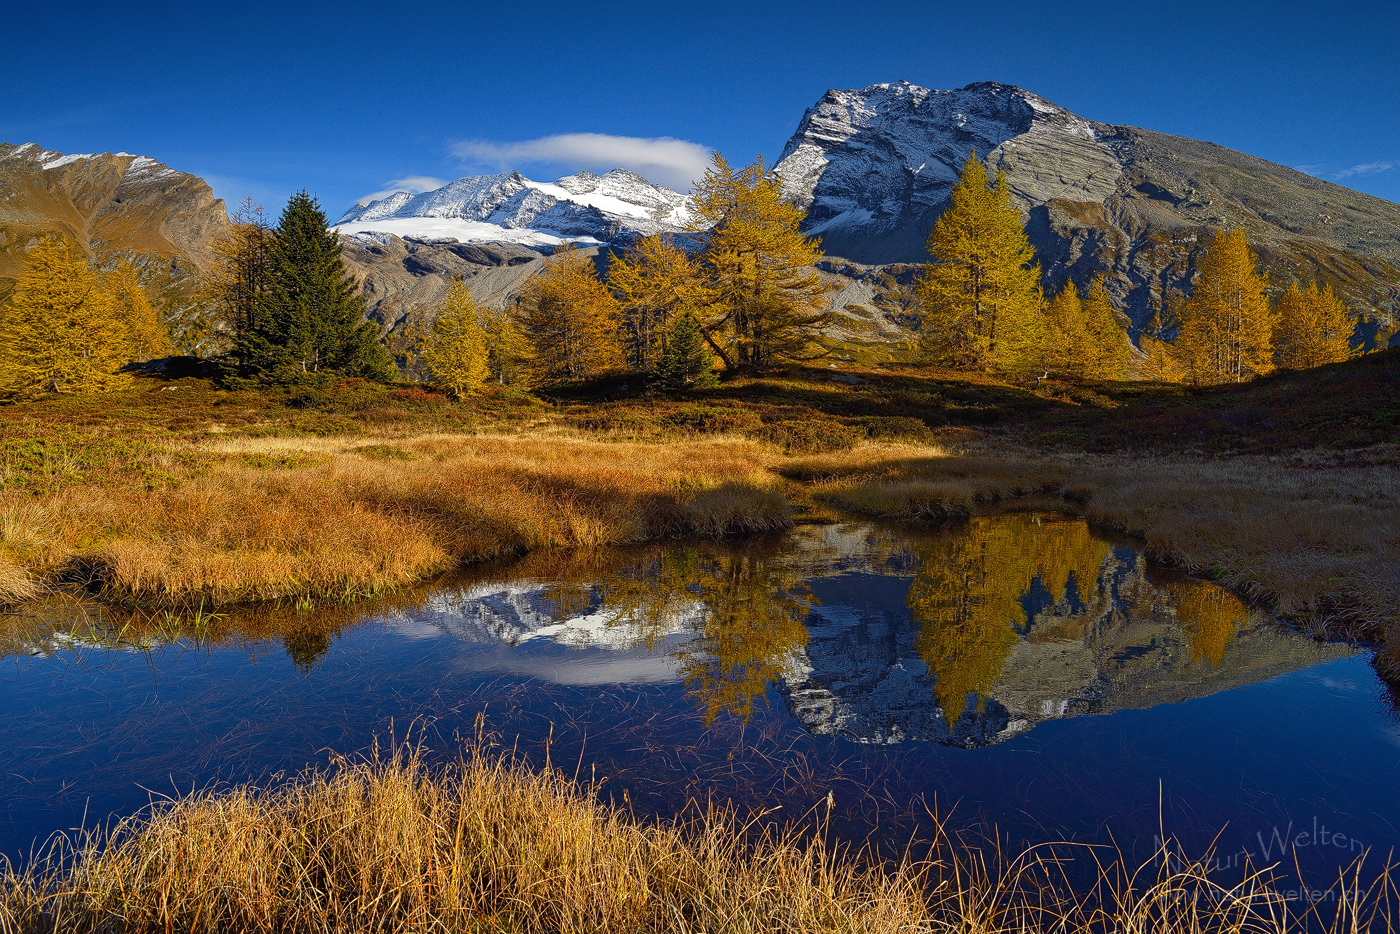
[918,154,1357,385]
[393,153,828,395]
[0,151,1377,400]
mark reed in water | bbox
[1,740,1392,934]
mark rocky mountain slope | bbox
[775,81,1400,326]
[335,169,689,248]
[0,142,229,299]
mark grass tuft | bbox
[1,742,1391,934]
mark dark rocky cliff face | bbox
[775,82,1400,330]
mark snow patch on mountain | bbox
[335,168,689,247]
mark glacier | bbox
[334,168,690,248]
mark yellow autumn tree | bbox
[480,306,532,386]
[0,237,132,399]
[105,259,172,362]
[1138,299,1185,382]
[198,198,273,356]
[1042,279,1094,378]
[423,277,488,396]
[516,243,623,384]
[918,153,1044,374]
[1176,229,1276,384]
[1082,275,1128,379]
[688,153,829,371]
[1273,280,1353,370]
[607,234,707,370]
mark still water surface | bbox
[2,514,1397,893]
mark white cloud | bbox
[1335,160,1395,180]
[355,175,448,206]
[451,133,711,191]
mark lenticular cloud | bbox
[452,133,711,191]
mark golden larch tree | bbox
[917,153,1044,374]
[1082,275,1128,379]
[480,306,532,386]
[0,237,133,398]
[423,277,489,396]
[516,243,623,384]
[1042,279,1094,378]
[1273,280,1353,370]
[1137,299,1185,382]
[607,234,707,370]
[198,197,273,356]
[688,153,829,371]
[1176,229,1276,384]
[105,259,172,362]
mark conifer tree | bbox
[1175,229,1275,384]
[480,306,532,386]
[201,198,273,357]
[0,237,132,398]
[1081,275,1128,379]
[106,259,172,362]
[423,278,488,396]
[1138,303,1185,383]
[917,153,1044,374]
[657,311,718,392]
[608,234,707,370]
[516,243,623,384]
[1042,279,1093,378]
[235,191,393,381]
[1273,280,1353,370]
[687,154,829,371]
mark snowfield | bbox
[334,168,689,247]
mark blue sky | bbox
[6,0,1398,216]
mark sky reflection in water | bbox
[1,515,1396,892]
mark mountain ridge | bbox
[334,168,688,249]
[0,142,229,296]
[773,80,1400,326]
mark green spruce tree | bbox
[235,191,393,381]
[657,311,717,392]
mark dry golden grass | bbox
[0,434,788,606]
[1,742,1390,934]
[786,441,1400,636]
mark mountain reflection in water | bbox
[2,513,1388,887]
[359,514,1350,745]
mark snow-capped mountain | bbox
[773,80,1400,322]
[335,168,689,248]
[774,81,1124,264]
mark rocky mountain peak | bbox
[0,142,229,287]
[773,81,1400,324]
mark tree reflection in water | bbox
[599,542,812,723]
[907,515,1249,725]
[2,516,1254,730]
